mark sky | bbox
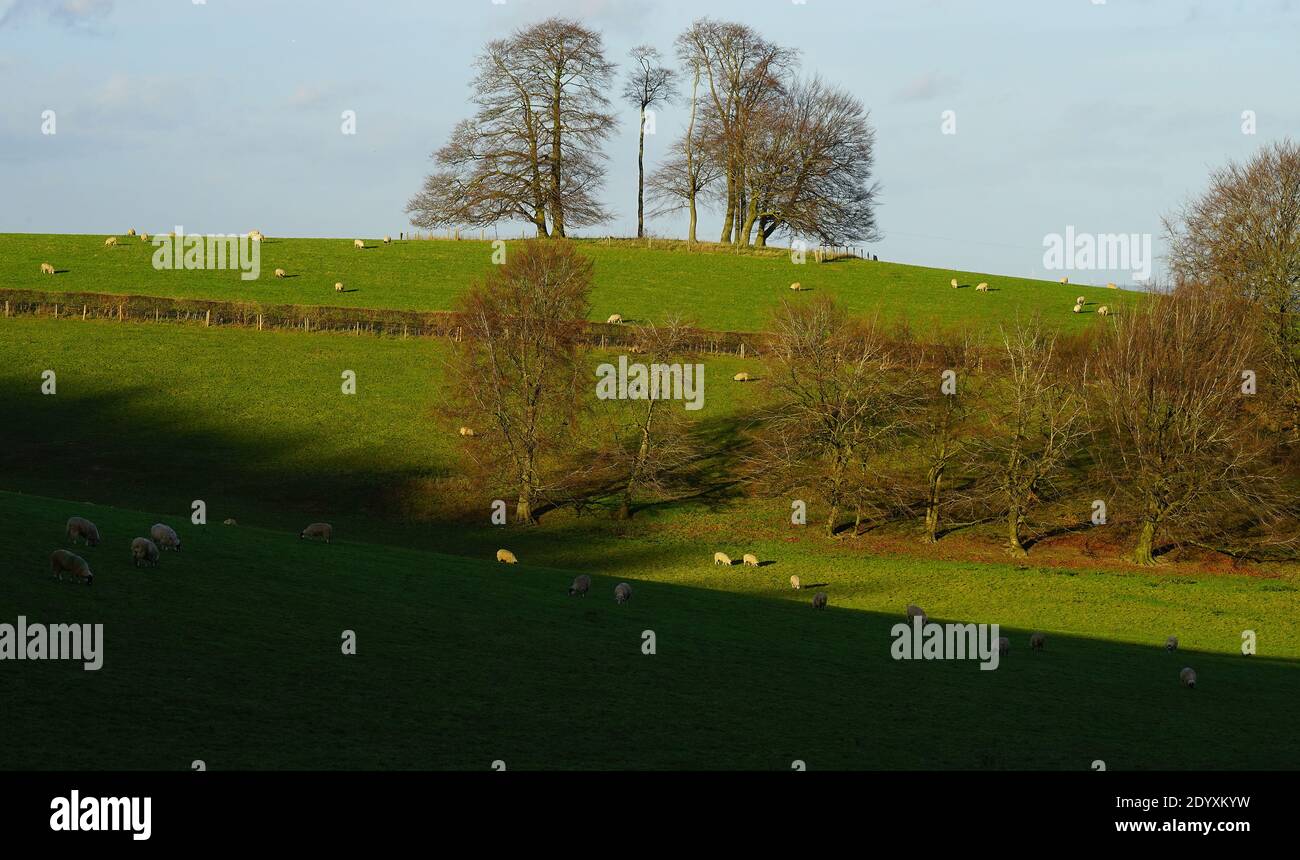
[1,0,1297,284]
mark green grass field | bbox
[1,239,1293,771]
[1,233,1136,335]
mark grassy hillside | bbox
[1,233,1137,335]
[3,490,1296,770]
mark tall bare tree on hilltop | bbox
[622,46,679,239]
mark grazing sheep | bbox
[104,237,117,247]
[950,278,959,288]
[131,537,160,568]
[223,518,237,526]
[150,523,181,552]
[496,548,517,564]
[790,575,801,590]
[50,550,93,586]
[812,591,828,610]
[383,236,392,245]
[40,262,55,275]
[568,574,591,597]
[274,268,287,278]
[1059,276,1069,284]
[334,282,344,292]
[300,523,333,543]
[1165,635,1178,651]
[606,314,623,324]
[1180,667,1197,688]
[127,228,136,237]
[905,603,927,624]
[1075,296,1086,305]
[790,282,802,291]
[614,582,632,604]
[1097,306,1110,316]
[733,372,751,382]
[249,231,264,242]
[1106,282,1117,289]
[998,636,1010,655]
[458,426,476,437]
[975,282,990,292]
[66,516,101,547]
[354,239,365,250]
[713,552,733,566]
[1030,632,1046,651]
[742,553,760,567]
[1072,304,1083,314]
[140,233,150,242]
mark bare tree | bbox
[450,241,592,524]
[914,331,981,543]
[1092,284,1293,564]
[622,46,679,239]
[752,296,917,537]
[1165,139,1300,437]
[645,125,723,230]
[980,321,1089,557]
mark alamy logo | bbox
[890,617,1001,671]
[595,355,705,411]
[1042,225,1152,281]
[152,226,260,281]
[50,791,151,841]
[0,617,103,671]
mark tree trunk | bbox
[719,168,735,244]
[685,63,700,245]
[636,105,647,239]
[687,198,698,244]
[1007,506,1027,557]
[1132,518,1157,565]
[922,463,943,543]
[616,400,656,519]
[549,76,565,238]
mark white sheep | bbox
[274,268,287,278]
[568,574,591,597]
[950,278,959,288]
[383,236,392,245]
[1030,632,1046,651]
[496,548,517,564]
[742,553,760,567]
[1059,276,1069,284]
[1180,667,1197,688]
[905,603,927,624]
[790,575,801,590]
[66,516,101,547]
[606,314,624,324]
[614,582,632,604]
[975,283,990,292]
[300,522,333,543]
[998,636,1010,655]
[335,282,345,292]
[713,552,733,566]
[1106,282,1117,289]
[131,537,160,568]
[140,233,150,242]
[1072,304,1083,314]
[790,282,803,291]
[249,231,264,242]
[1165,636,1178,651]
[223,518,237,526]
[458,427,476,437]
[1097,306,1110,316]
[733,372,751,382]
[104,236,117,247]
[150,523,181,552]
[812,591,828,610]
[1075,296,1086,305]
[40,262,55,275]
[354,239,365,250]
[50,550,93,586]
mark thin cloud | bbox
[0,0,114,30]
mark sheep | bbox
[713,552,733,566]
[905,603,927,624]
[40,262,55,275]
[790,282,803,291]
[300,522,333,543]
[1106,282,1117,289]
[50,550,93,586]
[606,314,624,325]
[1097,306,1110,316]
[104,236,118,247]
[790,575,801,590]
[383,236,392,245]
[1072,304,1083,314]
[1180,667,1197,688]
[1059,276,1069,284]
[131,537,160,568]
[742,553,760,567]
[150,523,181,552]
[458,427,476,437]
[496,548,517,564]
[812,591,828,610]
[975,282,990,292]
[950,278,959,288]
[140,233,150,242]
[127,228,136,237]
[334,282,345,292]
[66,516,101,547]
[1075,296,1086,305]
[998,636,1011,655]
[249,231,264,242]
[354,239,365,250]
[274,268,287,278]
[733,372,751,382]
[223,518,237,526]
[1030,632,1046,651]
[568,574,591,597]
[1165,635,1178,652]
[614,582,632,604]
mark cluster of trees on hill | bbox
[406,17,880,247]
[442,143,1300,567]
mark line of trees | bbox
[408,17,881,247]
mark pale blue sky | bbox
[1,0,1297,283]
